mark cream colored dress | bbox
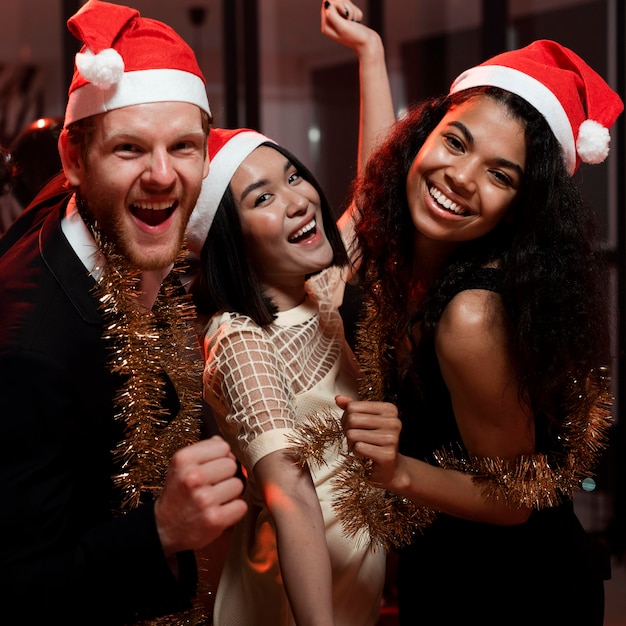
[201,266,385,626]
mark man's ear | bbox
[58,131,84,187]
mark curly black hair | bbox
[353,87,610,431]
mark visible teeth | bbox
[131,201,172,211]
[429,187,463,215]
[289,218,315,241]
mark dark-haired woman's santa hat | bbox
[185,128,276,256]
[63,0,210,126]
[450,39,623,175]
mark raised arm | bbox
[321,0,395,176]
[321,1,395,265]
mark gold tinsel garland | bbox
[287,408,436,551]
[92,236,211,625]
[355,278,614,522]
[433,367,614,508]
[290,277,614,551]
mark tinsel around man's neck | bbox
[78,190,203,514]
[74,172,215,626]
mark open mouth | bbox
[130,202,176,227]
[288,218,317,243]
[429,186,469,216]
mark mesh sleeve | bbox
[203,321,296,467]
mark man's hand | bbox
[155,436,247,557]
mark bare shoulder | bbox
[435,289,508,363]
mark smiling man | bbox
[0,2,246,624]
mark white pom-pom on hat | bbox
[75,48,125,90]
[576,119,611,165]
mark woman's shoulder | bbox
[436,287,507,365]
[441,288,504,330]
[198,310,268,355]
[205,310,265,335]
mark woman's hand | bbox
[320,0,395,181]
[321,1,373,54]
[335,394,402,489]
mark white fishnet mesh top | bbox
[200,265,355,471]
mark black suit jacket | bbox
[0,175,197,624]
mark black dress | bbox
[394,268,610,626]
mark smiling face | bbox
[229,145,333,309]
[406,95,526,249]
[60,101,209,271]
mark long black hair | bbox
[192,142,348,326]
[353,87,610,430]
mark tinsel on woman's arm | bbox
[287,409,437,551]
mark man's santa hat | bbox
[64,0,210,126]
[186,128,276,256]
[450,39,623,175]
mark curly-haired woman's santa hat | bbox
[185,128,276,256]
[64,0,210,126]
[450,39,623,175]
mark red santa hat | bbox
[449,39,623,175]
[185,128,276,256]
[64,0,210,126]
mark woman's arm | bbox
[340,290,536,526]
[254,451,334,626]
[436,289,535,460]
[321,0,396,250]
[321,0,395,175]
[205,324,335,625]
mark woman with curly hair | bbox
[338,41,623,625]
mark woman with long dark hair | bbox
[340,40,622,625]
[186,3,396,623]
